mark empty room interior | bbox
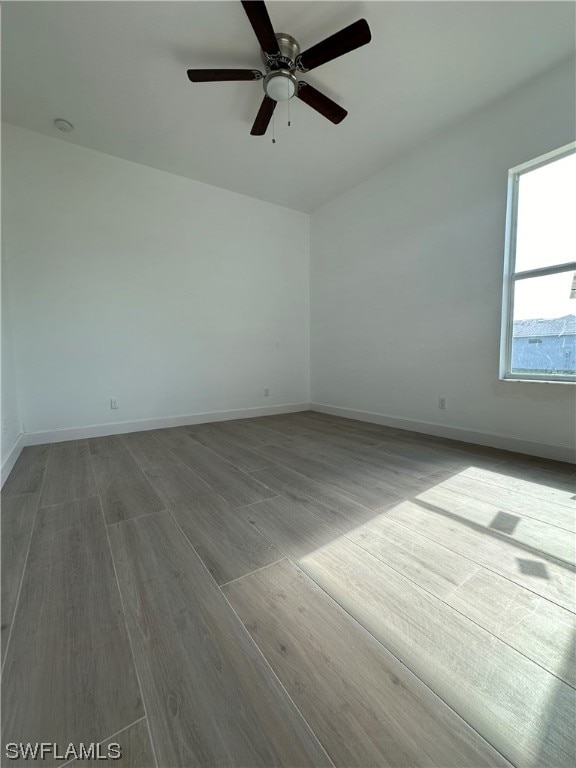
[1,1,576,766]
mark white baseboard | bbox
[310,402,575,464]
[1,433,25,487]
[9,400,573,478]
[23,403,311,446]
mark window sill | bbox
[499,377,575,385]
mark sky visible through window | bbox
[514,270,574,321]
[514,152,575,320]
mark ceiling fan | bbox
[187,0,371,136]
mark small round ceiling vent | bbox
[53,119,74,132]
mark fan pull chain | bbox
[288,98,291,127]
[272,111,276,144]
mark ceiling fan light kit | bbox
[186,0,371,137]
[264,70,297,102]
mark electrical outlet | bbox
[264,387,270,397]
[438,397,446,410]
[2,417,7,435]
[110,399,119,410]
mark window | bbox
[500,143,576,382]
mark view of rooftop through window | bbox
[508,149,575,379]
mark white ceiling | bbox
[2,1,575,212]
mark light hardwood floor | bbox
[1,411,575,767]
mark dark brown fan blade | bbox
[297,19,371,72]
[250,96,276,135]
[187,69,262,82]
[297,82,347,124]
[241,1,280,55]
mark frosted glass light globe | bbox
[265,72,296,102]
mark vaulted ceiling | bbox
[3,1,575,211]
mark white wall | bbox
[310,58,576,457]
[1,251,22,463]
[3,58,575,458]
[2,124,309,436]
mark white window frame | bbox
[500,142,576,383]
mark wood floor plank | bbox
[329,438,442,477]
[285,414,384,446]
[373,424,509,462]
[143,462,283,585]
[251,464,383,531]
[203,419,291,448]
[204,416,306,444]
[370,436,458,468]
[88,434,128,455]
[297,537,576,768]
[499,454,576,478]
[270,432,370,456]
[274,432,434,480]
[121,430,181,473]
[465,464,576,496]
[286,445,451,509]
[293,441,441,494]
[336,435,464,476]
[439,472,576,532]
[91,450,164,525]
[108,511,331,768]
[407,437,509,468]
[446,569,576,688]
[244,414,312,437]
[189,430,273,472]
[385,498,576,611]
[1,493,39,665]
[74,719,155,767]
[2,498,143,764]
[184,423,214,434]
[457,465,576,511]
[247,492,477,602]
[40,440,97,507]
[303,411,398,439]
[297,410,389,434]
[347,512,481,598]
[2,444,50,498]
[425,488,575,565]
[156,429,276,508]
[224,559,511,768]
[308,441,451,503]
[258,444,404,510]
[244,496,339,561]
[374,434,503,472]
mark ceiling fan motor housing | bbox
[262,33,300,70]
[261,32,300,101]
